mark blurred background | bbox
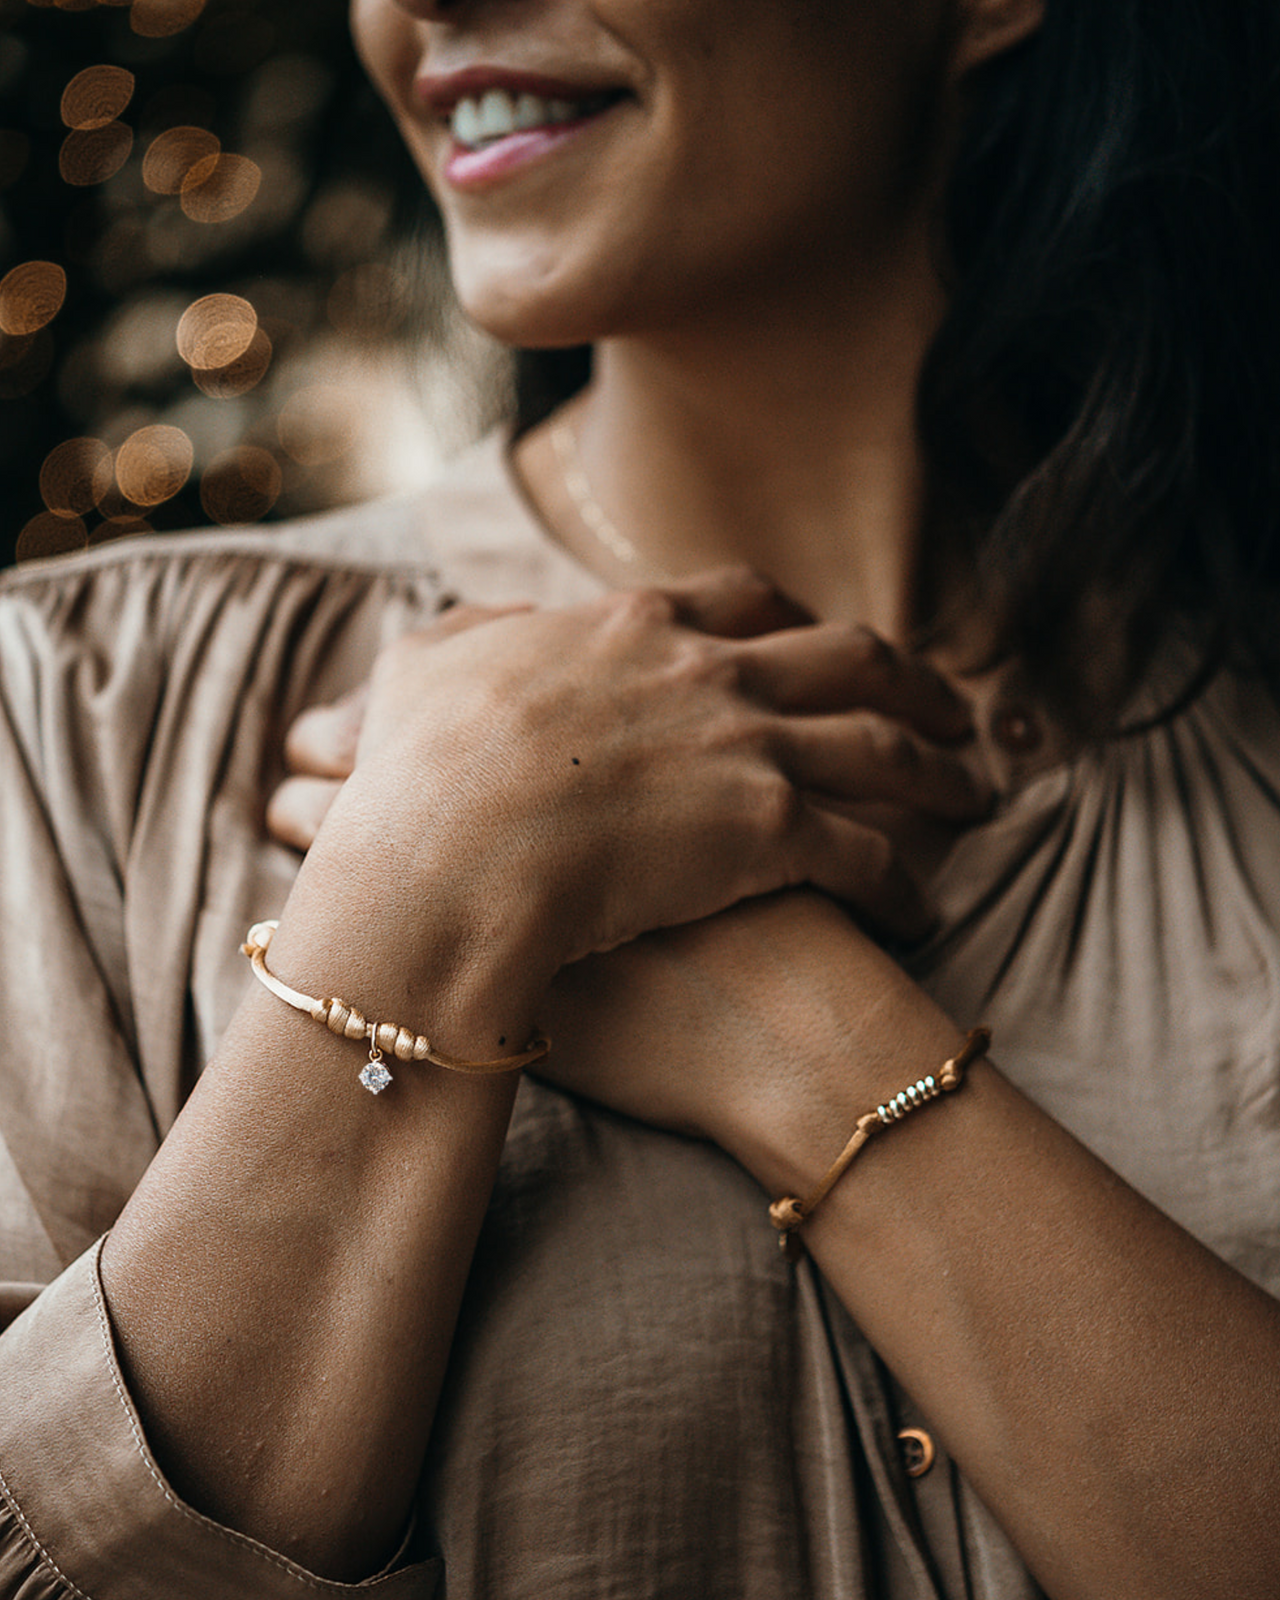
[0,0,506,568]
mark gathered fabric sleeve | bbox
[0,534,447,1598]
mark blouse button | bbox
[992,703,1043,755]
[897,1426,936,1479]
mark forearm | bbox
[727,992,1280,1600]
[91,583,1001,1583]
[100,851,546,1582]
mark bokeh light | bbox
[176,292,256,369]
[92,474,141,525]
[0,263,68,336]
[114,423,194,506]
[130,0,209,41]
[59,121,135,186]
[142,125,221,195]
[60,65,135,130]
[16,513,89,563]
[39,436,112,518]
[200,443,281,524]
[179,150,261,224]
[3,0,470,567]
[192,326,272,398]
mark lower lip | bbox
[443,107,615,192]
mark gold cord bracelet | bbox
[241,921,551,1095]
[769,1027,991,1258]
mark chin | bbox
[456,287,583,350]
[448,242,613,350]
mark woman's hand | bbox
[272,570,988,974]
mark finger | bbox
[266,776,344,853]
[285,687,367,778]
[792,805,935,943]
[736,622,973,742]
[663,566,812,639]
[286,606,535,778]
[780,712,992,820]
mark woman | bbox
[1,1,1278,1597]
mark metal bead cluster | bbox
[877,1073,944,1125]
[309,997,434,1061]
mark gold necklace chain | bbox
[549,420,675,583]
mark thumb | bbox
[266,775,345,853]
[284,684,368,779]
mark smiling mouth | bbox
[448,87,627,150]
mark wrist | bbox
[719,983,967,1201]
[273,816,561,1069]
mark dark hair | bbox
[920,0,1280,724]
[516,2,1280,726]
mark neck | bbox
[524,237,947,642]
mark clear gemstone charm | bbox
[359,1061,393,1095]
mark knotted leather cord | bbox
[242,920,550,1089]
[769,1027,991,1257]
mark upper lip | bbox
[416,65,628,116]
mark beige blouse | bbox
[0,436,1277,1599]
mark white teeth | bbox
[477,88,513,140]
[452,98,483,146]
[449,89,596,148]
[514,93,544,132]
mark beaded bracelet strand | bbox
[769,1027,991,1258]
[242,921,551,1094]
